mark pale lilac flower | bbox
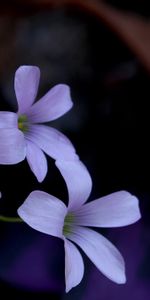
[18,160,141,292]
[0,66,78,182]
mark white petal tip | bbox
[16,65,40,73]
[117,275,126,284]
[37,177,45,183]
[65,283,78,293]
[65,286,70,293]
[111,267,126,285]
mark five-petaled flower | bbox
[18,160,141,292]
[0,66,78,182]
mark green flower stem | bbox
[0,215,23,223]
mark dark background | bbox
[0,1,150,299]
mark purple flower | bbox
[0,66,78,182]
[17,160,141,292]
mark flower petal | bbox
[0,112,18,128]
[69,226,126,284]
[26,84,73,123]
[26,141,48,182]
[15,66,40,114]
[18,191,67,238]
[64,238,84,292]
[26,124,78,161]
[56,160,92,211]
[75,191,141,228]
[0,128,26,164]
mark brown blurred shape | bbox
[1,0,150,73]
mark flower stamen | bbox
[18,114,28,133]
[63,213,74,237]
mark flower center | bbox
[18,114,28,133]
[63,213,74,237]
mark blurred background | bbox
[0,1,150,299]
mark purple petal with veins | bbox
[18,160,141,292]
